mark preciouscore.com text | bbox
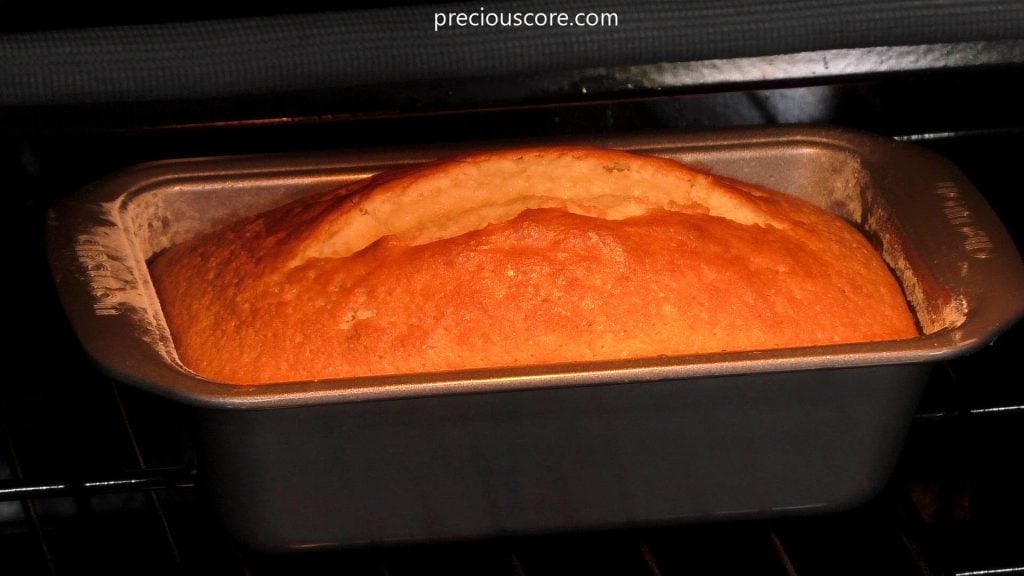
[434,9,619,31]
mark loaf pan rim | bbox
[47,124,1024,409]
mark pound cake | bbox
[149,146,918,385]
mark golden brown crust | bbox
[150,146,918,385]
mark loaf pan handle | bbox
[861,134,1024,352]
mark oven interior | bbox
[3,5,1023,574]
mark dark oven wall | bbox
[3,3,1024,574]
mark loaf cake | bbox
[149,146,919,385]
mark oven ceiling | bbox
[2,0,1023,108]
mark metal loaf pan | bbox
[47,126,1024,552]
